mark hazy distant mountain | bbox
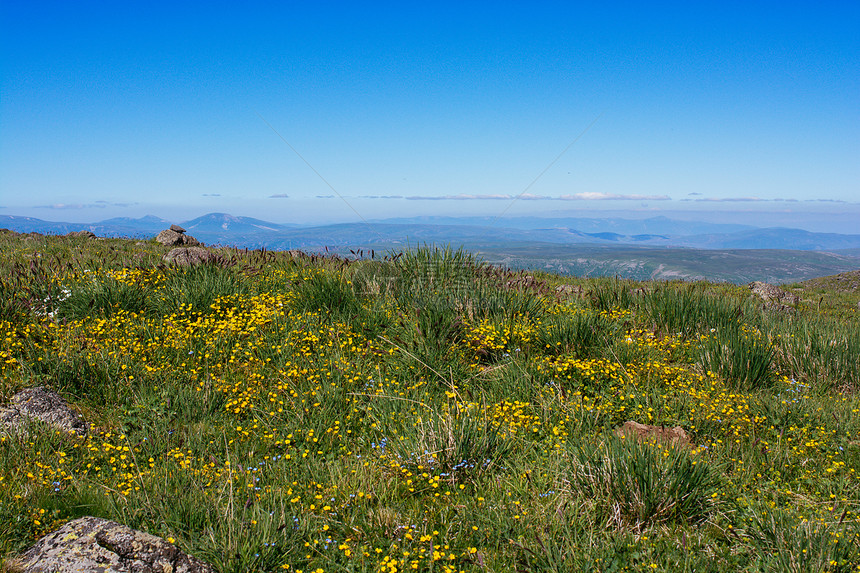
[3,212,860,252]
[183,212,296,233]
[0,215,83,235]
[3,212,858,283]
[374,215,756,236]
[679,228,860,250]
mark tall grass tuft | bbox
[0,276,28,322]
[376,402,517,478]
[568,436,720,531]
[589,277,636,312]
[699,326,775,390]
[57,274,150,319]
[159,263,248,316]
[292,269,361,317]
[771,317,860,391]
[393,245,485,300]
[747,506,859,572]
[645,284,744,338]
[536,311,613,358]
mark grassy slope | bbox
[1,230,859,572]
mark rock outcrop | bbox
[155,226,200,247]
[65,230,97,239]
[11,516,215,572]
[163,247,216,266]
[748,281,799,312]
[615,421,691,447]
[0,387,88,437]
[555,284,584,296]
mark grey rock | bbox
[65,230,97,239]
[169,224,186,233]
[0,387,88,437]
[748,281,800,313]
[11,516,215,572]
[155,230,200,247]
[505,275,546,292]
[163,247,216,266]
[748,281,799,304]
[555,284,583,296]
[155,229,182,246]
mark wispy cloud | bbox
[519,193,552,200]
[268,194,290,199]
[377,192,670,201]
[316,195,335,199]
[685,196,849,205]
[695,197,766,202]
[36,203,105,210]
[558,192,671,201]
[405,194,513,201]
[202,193,221,197]
[94,200,138,207]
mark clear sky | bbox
[2,1,858,232]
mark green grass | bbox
[0,231,858,572]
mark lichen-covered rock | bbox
[65,230,97,238]
[169,224,186,233]
[11,516,216,573]
[555,284,583,296]
[163,247,216,266]
[748,281,799,312]
[0,387,88,437]
[615,421,690,447]
[155,229,200,247]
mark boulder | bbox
[555,284,583,296]
[615,421,690,447]
[748,281,799,311]
[155,229,200,247]
[0,387,88,437]
[169,224,186,233]
[65,230,97,239]
[10,516,215,573]
[163,247,216,266]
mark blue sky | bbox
[1,1,858,232]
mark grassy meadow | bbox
[1,230,859,572]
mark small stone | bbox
[11,516,215,572]
[615,421,690,447]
